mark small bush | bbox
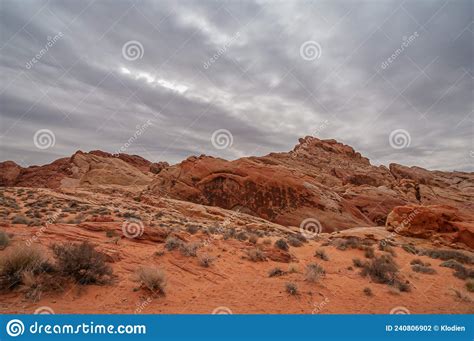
[164,236,182,251]
[268,267,285,277]
[186,224,199,235]
[52,242,112,284]
[0,231,10,250]
[285,282,298,295]
[305,263,325,282]
[352,258,364,268]
[247,248,265,262]
[0,246,50,291]
[262,239,272,245]
[364,247,375,259]
[248,234,258,244]
[401,244,419,255]
[334,237,370,251]
[363,287,373,296]
[288,264,298,273]
[423,249,472,264]
[440,260,474,280]
[361,255,398,284]
[12,215,29,225]
[136,266,166,295]
[236,231,248,241]
[412,264,436,274]
[198,254,214,267]
[410,259,425,266]
[180,242,200,257]
[379,242,396,256]
[314,249,329,261]
[466,280,474,292]
[275,239,289,251]
[287,236,303,247]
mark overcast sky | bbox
[0,0,472,171]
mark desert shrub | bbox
[466,280,474,292]
[247,248,266,262]
[275,239,289,251]
[305,263,325,282]
[136,266,166,295]
[262,239,272,245]
[412,264,436,274]
[334,237,371,251]
[423,249,472,264]
[0,246,50,291]
[180,242,200,257]
[451,288,471,302]
[223,227,236,240]
[186,224,199,235]
[287,236,303,247]
[52,242,112,284]
[0,231,10,250]
[314,249,329,261]
[361,255,398,284]
[236,231,248,241]
[21,270,64,301]
[285,282,298,295]
[198,254,214,267]
[123,212,141,220]
[410,259,425,266]
[12,215,29,225]
[401,244,419,255]
[288,264,298,273]
[268,267,285,277]
[364,247,375,259]
[294,234,307,243]
[248,234,258,244]
[164,236,182,251]
[440,260,474,280]
[352,258,364,268]
[379,242,396,256]
[363,287,373,296]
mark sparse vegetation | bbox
[198,254,214,267]
[314,249,329,261]
[423,249,472,264]
[248,234,258,244]
[364,247,375,259]
[288,264,298,273]
[12,215,29,225]
[247,247,265,262]
[186,224,199,235]
[268,267,285,277]
[0,245,51,291]
[412,264,436,274]
[165,236,182,251]
[52,242,112,284]
[439,260,474,280]
[334,237,371,251]
[285,282,298,295]
[360,254,410,292]
[180,242,200,257]
[287,236,303,247]
[401,243,419,255]
[0,231,10,250]
[305,263,325,282]
[379,242,396,256]
[275,239,289,251]
[136,266,166,295]
[352,258,364,268]
[236,231,248,241]
[466,280,474,292]
[363,287,373,296]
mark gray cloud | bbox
[0,0,472,171]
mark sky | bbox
[0,0,472,171]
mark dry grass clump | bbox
[52,242,112,284]
[268,267,285,277]
[198,253,214,267]
[439,260,474,280]
[164,236,182,251]
[12,215,29,225]
[363,287,373,296]
[423,249,472,264]
[285,282,298,295]
[247,247,266,262]
[305,263,325,282]
[136,266,166,296]
[314,249,329,261]
[360,254,410,292]
[412,264,436,274]
[0,245,52,291]
[180,242,200,257]
[287,236,303,247]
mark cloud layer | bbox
[0,0,472,171]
